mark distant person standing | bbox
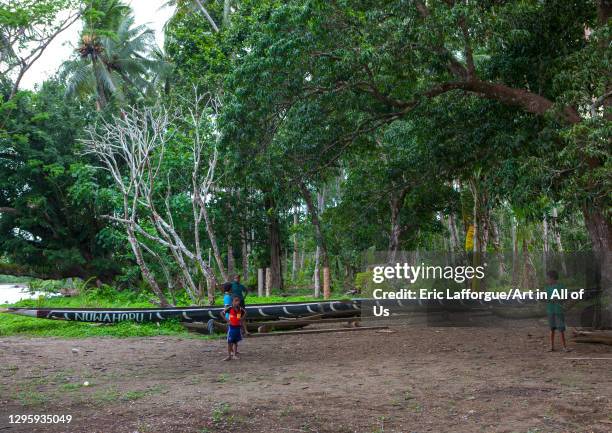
[231,274,247,307]
[545,270,570,352]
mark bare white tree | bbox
[82,90,224,305]
[81,105,172,305]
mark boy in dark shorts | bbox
[222,295,246,361]
[545,270,569,352]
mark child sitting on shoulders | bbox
[222,282,233,321]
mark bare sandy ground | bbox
[1,321,611,433]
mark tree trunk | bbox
[387,197,402,263]
[519,237,537,291]
[447,213,460,263]
[227,241,235,278]
[298,182,330,298]
[551,207,567,275]
[223,0,231,26]
[284,248,288,281]
[266,197,283,291]
[387,187,410,263]
[323,266,331,299]
[202,205,228,281]
[299,242,306,273]
[93,58,108,111]
[205,276,215,306]
[543,216,549,277]
[511,217,519,287]
[582,205,612,328]
[126,226,170,307]
[265,267,272,296]
[490,219,507,277]
[257,268,264,297]
[241,226,249,281]
[314,245,321,298]
[469,179,485,291]
[292,208,299,281]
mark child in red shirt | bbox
[222,295,246,360]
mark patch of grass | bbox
[60,382,82,391]
[211,402,230,423]
[0,313,195,338]
[90,387,121,404]
[0,274,31,284]
[16,388,50,406]
[88,384,164,405]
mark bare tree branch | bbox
[193,0,219,33]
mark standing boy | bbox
[222,295,246,361]
[545,270,570,352]
[231,274,249,337]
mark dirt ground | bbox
[1,320,611,433]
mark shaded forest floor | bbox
[1,322,611,433]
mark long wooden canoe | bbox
[6,300,362,323]
[4,297,545,324]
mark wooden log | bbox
[183,321,307,334]
[572,330,612,338]
[256,316,360,328]
[571,336,612,346]
[185,316,363,335]
[571,329,612,345]
[247,325,388,338]
[256,317,360,333]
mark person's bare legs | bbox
[549,330,555,351]
[560,331,570,351]
[233,343,240,359]
[223,342,233,361]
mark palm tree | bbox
[63,1,160,110]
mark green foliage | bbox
[62,0,165,108]
[354,272,373,293]
[0,313,190,338]
[0,81,122,281]
[1,0,608,304]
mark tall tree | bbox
[0,81,120,280]
[0,0,80,99]
[63,0,160,109]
